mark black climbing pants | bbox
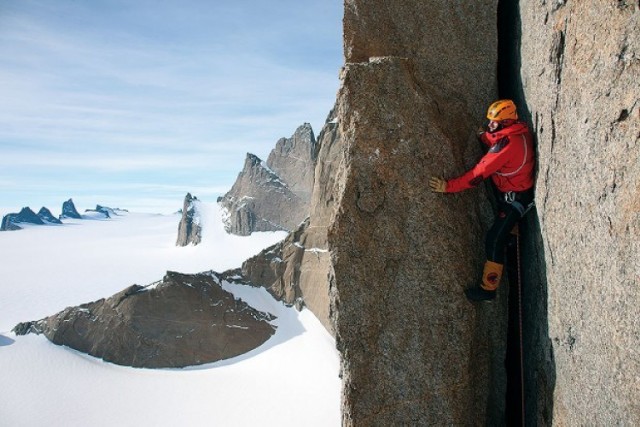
[485,189,534,264]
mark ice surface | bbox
[0,203,340,426]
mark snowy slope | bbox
[0,203,340,426]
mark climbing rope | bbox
[515,224,525,426]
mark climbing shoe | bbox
[465,286,496,302]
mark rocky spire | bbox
[218,151,306,236]
[37,207,62,224]
[176,193,202,246]
[266,123,318,202]
[60,199,82,219]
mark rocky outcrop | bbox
[0,215,22,231]
[219,124,318,235]
[241,219,309,311]
[1,207,45,231]
[218,153,306,236]
[176,193,202,246]
[37,207,62,224]
[515,2,640,425]
[14,271,276,368]
[60,199,81,219]
[326,1,503,425]
[237,109,341,332]
[1,206,64,231]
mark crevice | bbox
[497,1,556,425]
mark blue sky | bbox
[0,0,343,216]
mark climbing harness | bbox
[505,191,535,217]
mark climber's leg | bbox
[465,201,522,302]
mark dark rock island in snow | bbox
[59,198,82,219]
[1,200,122,231]
[37,207,63,225]
[14,271,276,368]
[1,207,45,231]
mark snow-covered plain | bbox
[0,203,340,426]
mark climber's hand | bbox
[429,177,447,193]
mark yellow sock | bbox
[481,261,503,291]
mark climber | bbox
[429,99,536,301]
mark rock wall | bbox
[518,2,640,424]
[329,1,505,424]
[322,1,639,424]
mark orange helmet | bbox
[486,99,518,121]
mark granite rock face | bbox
[517,2,640,425]
[176,193,202,246]
[328,1,503,425]
[60,199,82,219]
[14,271,276,368]
[219,124,318,235]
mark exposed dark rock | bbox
[13,271,276,368]
[1,207,46,231]
[84,205,123,218]
[176,193,202,246]
[60,199,82,219]
[37,207,62,224]
[1,214,22,231]
[241,219,309,307]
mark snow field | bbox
[0,203,340,426]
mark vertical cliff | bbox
[329,1,505,424]
[517,2,640,424]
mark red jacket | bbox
[446,121,535,193]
